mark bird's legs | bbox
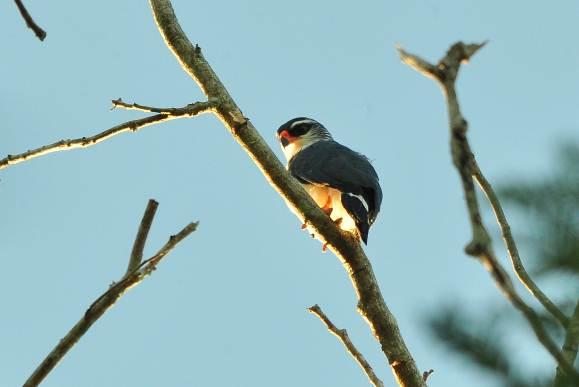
[321,196,333,216]
[301,196,333,229]
[321,217,344,252]
[298,196,344,252]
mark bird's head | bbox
[277,117,332,161]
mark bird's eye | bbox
[290,124,310,137]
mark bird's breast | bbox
[302,184,358,234]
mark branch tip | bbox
[403,41,577,382]
[14,0,46,41]
[1,100,215,171]
[308,304,384,387]
[24,201,198,387]
[126,199,159,275]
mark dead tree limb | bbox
[398,42,579,383]
[472,161,569,327]
[14,0,46,41]
[0,100,216,170]
[308,304,385,387]
[554,301,579,387]
[23,199,198,387]
[147,0,425,385]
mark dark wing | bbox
[289,141,382,241]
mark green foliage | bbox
[428,306,548,387]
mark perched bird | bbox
[277,117,382,246]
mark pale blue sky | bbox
[1,1,577,386]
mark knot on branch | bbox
[464,240,486,257]
[451,118,468,135]
[232,117,249,135]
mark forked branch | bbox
[23,200,198,387]
[0,100,215,170]
[148,0,425,385]
[471,162,569,327]
[398,42,578,383]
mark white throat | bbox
[282,138,320,163]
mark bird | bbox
[276,117,382,247]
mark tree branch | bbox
[472,161,569,327]
[422,369,434,382]
[554,301,579,387]
[126,199,159,275]
[0,100,215,170]
[14,0,46,41]
[398,42,579,383]
[308,304,385,387]
[111,98,218,115]
[148,1,426,385]
[23,201,198,387]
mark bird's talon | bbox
[301,223,307,229]
[321,196,333,216]
[322,242,328,252]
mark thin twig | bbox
[0,100,215,170]
[472,161,569,327]
[111,98,218,115]
[308,305,385,387]
[14,0,46,41]
[397,45,440,81]
[398,42,579,383]
[308,305,384,387]
[554,301,579,387]
[23,202,198,387]
[149,1,426,385]
[126,199,159,275]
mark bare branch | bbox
[111,98,218,115]
[148,1,426,385]
[0,100,215,170]
[126,199,159,275]
[308,304,384,387]
[555,301,579,387]
[397,45,440,81]
[399,42,579,383]
[14,0,46,41]
[472,162,569,327]
[23,201,198,387]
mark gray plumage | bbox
[277,117,382,244]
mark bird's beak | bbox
[278,130,292,147]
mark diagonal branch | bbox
[472,162,569,327]
[148,1,426,386]
[14,0,46,41]
[308,304,385,387]
[23,200,198,387]
[555,301,579,387]
[398,42,579,383]
[0,100,215,171]
[126,199,159,275]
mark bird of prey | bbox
[277,117,382,247]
